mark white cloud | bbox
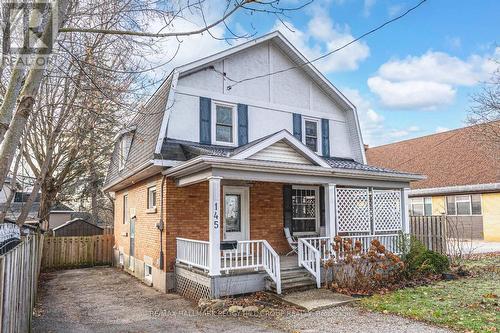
[435,126,450,133]
[368,48,500,109]
[274,8,370,73]
[342,88,420,145]
[387,4,403,17]
[363,0,376,17]
[367,77,456,109]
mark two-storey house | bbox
[104,32,423,298]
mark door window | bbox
[224,194,241,232]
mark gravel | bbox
[270,306,453,333]
[33,267,452,333]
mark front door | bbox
[223,186,249,242]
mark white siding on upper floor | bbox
[167,93,199,142]
[330,121,353,158]
[247,105,293,142]
[168,40,358,160]
[249,140,312,165]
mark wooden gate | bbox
[410,215,448,254]
[41,235,113,270]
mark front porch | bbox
[173,176,410,298]
[164,133,419,298]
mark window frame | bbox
[118,134,131,171]
[211,101,238,146]
[144,263,152,282]
[147,186,157,210]
[446,194,482,216]
[301,117,321,154]
[123,194,129,224]
[291,185,320,236]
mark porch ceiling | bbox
[163,156,421,188]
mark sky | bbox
[147,0,500,147]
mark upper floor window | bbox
[302,117,321,153]
[212,102,237,145]
[446,194,481,216]
[410,197,432,216]
[147,186,156,210]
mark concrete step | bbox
[265,266,317,293]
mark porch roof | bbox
[163,155,424,187]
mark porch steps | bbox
[266,266,316,293]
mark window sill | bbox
[146,207,157,214]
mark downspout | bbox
[157,175,167,270]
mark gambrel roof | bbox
[104,32,382,191]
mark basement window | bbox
[144,264,152,282]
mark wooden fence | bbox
[410,215,448,254]
[0,234,44,333]
[41,235,113,270]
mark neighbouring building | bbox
[367,122,500,241]
[104,31,422,298]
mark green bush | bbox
[403,238,449,276]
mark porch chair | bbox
[284,227,298,256]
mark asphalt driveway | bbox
[33,267,451,333]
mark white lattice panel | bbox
[336,188,371,233]
[373,190,402,232]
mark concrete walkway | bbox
[278,289,357,311]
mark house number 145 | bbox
[213,202,219,229]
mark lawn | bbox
[360,254,500,333]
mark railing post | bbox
[298,240,303,267]
[402,188,410,234]
[208,176,222,276]
[323,183,337,239]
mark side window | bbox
[446,196,456,215]
[123,194,129,224]
[118,134,132,171]
[471,194,482,215]
[147,186,157,210]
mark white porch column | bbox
[323,183,337,238]
[208,176,222,276]
[402,188,411,234]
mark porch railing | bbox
[301,233,401,263]
[297,238,321,288]
[176,238,282,294]
[221,240,281,294]
[176,238,210,270]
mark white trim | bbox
[211,100,238,146]
[144,263,153,283]
[291,185,320,236]
[151,159,183,167]
[164,155,423,183]
[302,116,321,154]
[155,71,179,154]
[208,176,222,276]
[231,130,331,168]
[323,183,336,238]
[113,126,137,141]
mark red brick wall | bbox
[115,178,289,273]
[114,175,165,268]
[249,182,289,254]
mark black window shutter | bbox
[283,185,293,231]
[199,97,211,144]
[319,186,325,227]
[321,118,330,157]
[237,104,248,146]
[293,113,302,140]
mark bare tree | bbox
[0,0,310,225]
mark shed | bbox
[52,218,103,237]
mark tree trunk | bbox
[39,180,58,224]
[0,0,69,189]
